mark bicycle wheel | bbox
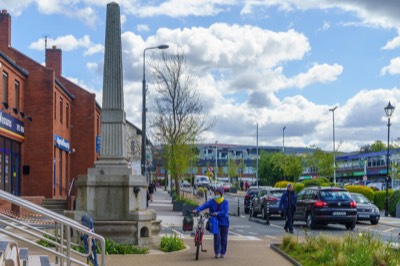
[195,229,201,260]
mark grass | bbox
[160,234,185,252]
[280,231,400,266]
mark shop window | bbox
[66,103,69,128]
[14,81,19,109]
[60,97,63,124]
[2,72,8,104]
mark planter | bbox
[229,188,238,193]
[182,204,199,216]
[270,244,301,266]
[173,201,184,212]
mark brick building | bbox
[0,9,101,199]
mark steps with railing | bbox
[0,190,106,266]
[41,199,68,215]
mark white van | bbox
[194,175,211,188]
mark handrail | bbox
[0,190,106,266]
[68,178,76,197]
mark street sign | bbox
[363,175,367,181]
[208,166,214,172]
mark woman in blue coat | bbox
[193,187,229,259]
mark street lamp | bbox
[329,106,338,185]
[215,141,218,181]
[384,101,395,217]
[141,44,169,176]
[282,126,286,153]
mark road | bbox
[168,191,399,245]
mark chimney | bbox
[46,45,62,77]
[0,10,11,49]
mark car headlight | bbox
[373,207,379,213]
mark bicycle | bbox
[191,212,209,260]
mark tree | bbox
[370,140,386,152]
[150,51,214,195]
[313,148,334,179]
[227,157,238,184]
[258,151,283,186]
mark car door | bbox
[253,190,265,212]
[293,189,307,221]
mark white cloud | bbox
[29,34,103,56]
[291,63,343,89]
[136,24,150,32]
[380,57,400,75]
[382,35,400,50]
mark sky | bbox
[2,0,400,152]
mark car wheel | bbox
[306,213,315,229]
[370,219,379,225]
[345,221,356,230]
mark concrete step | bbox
[41,199,67,214]
[29,255,51,266]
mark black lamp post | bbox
[384,101,395,217]
[282,126,286,153]
[141,44,169,176]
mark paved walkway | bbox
[105,187,292,265]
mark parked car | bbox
[193,175,211,189]
[222,182,232,192]
[210,181,224,191]
[293,186,357,230]
[244,188,262,214]
[250,187,284,219]
[350,192,380,225]
[180,180,191,188]
[265,188,286,217]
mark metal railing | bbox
[0,190,106,266]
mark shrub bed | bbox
[374,190,394,210]
[160,234,185,252]
[389,189,400,217]
[280,232,399,266]
[344,185,374,201]
[274,181,293,188]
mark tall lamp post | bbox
[141,45,169,176]
[329,106,338,185]
[215,141,218,187]
[384,101,395,217]
[282,126,286,153]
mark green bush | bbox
[183,198,198,206]
[344,185,374,201]
[373,190,394,210]
[197,187,206,197]
[294,183,304,194]
[160,234,185,252]
[388,189,400,217]
[274,181,293,188]
[302,177,329,188]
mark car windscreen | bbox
[351,194,369,204]
[320,190,352,201]
[270,191,284,198]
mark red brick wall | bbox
[0,10,11,49]
[45,47,62,78]
[59,77,100,182]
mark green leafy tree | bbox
[370,140,386,152]
[258,151,283,186]
[313,148,334,179]
[227,157,238,182]
[285,155,303,182]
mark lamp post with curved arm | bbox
[141,45,169,176]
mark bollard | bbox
[266,200,270,225]
[237,198,240,216]
[248,199,253,220]
[205,190,207,202]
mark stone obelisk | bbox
[70,2,161,247]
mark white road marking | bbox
[248,232,257,235]
[264,235,277,239]
[236,229,244,232]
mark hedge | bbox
[302,177,329,188]
[274,181,293,188]
[294,183,304,194]
[374,190,394,210]
[344,185,374,201]
[389,190,400,217]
